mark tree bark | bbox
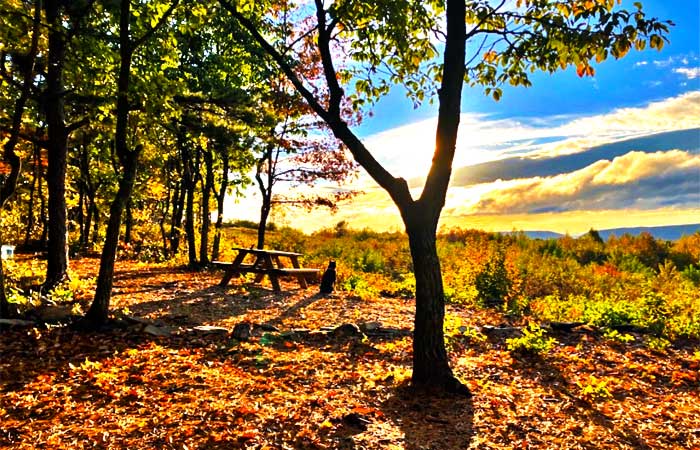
[255,145,274,249]
[1,0,42,318]
[211,155,229,261]
[199,147,214,264]
[184,175,198,267]
[169,180,185,255]
[43,0,70,289]
[124,198,133,245]
[23,142,40,246]
[181,135,198,267]
[84,0,141,327]
[402,209,465,393]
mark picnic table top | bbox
[232,247,303,257]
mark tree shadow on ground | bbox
[376,384,474,449]
[510,352,653,449]
[121,283,303,327]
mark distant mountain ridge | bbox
[502,223,700,241]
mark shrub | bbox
[681,264,700,286]
[507,323,557,356]
[475,251,512,308]
[577,375,613,402]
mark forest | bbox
[1,0,697,448]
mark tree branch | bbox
[219,0,413,209]
[131,0,181,53]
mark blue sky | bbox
[229,0,700,233]
[354,0,700,137]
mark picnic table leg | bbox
[263,254,281,292]
[289,255,308,289]
[253,255,266,283]
[219,252,246,287]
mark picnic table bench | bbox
[213,247,320,292]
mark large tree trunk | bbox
[44,0,70,289]
[224,0,467,395]
[84,162,138,325]
[403,209,466,392]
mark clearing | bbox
[1,258,698,449]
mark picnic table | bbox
[213,247,320,292]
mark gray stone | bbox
[143,324,173,337]
[36,305,73,323]
[193,325,230,335]
[359,321,382,332]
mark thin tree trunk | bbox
[170,182,185,254]
[83,0,145,327]
[184,177,198,267]
[211,155,229,261]
[124,198,133,244]
[160,182,171,258]
[199,147,213,265]
[23,142,41,246]
[1,0,42,318]
[255,145,274,249]
[257,197,271,249]
[44,0,69,289]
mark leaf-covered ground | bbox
[1,259,698,449]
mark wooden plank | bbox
[228,267,319,276]
[231,247,303,257]
[274,268,320,275]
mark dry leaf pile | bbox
[1,259,698,449]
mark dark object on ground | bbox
[232,322,252,341]
[342,413,371,431]
[319,261,336,294]
[332,323,363,338]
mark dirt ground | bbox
[1,258,698,449]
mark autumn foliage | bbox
[2,226,699,448]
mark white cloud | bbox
[470,150,700,214]
[674,67,700,79]
[360,92,700,186]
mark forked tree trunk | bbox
[222,0,467,395]
[83,0,155,327]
